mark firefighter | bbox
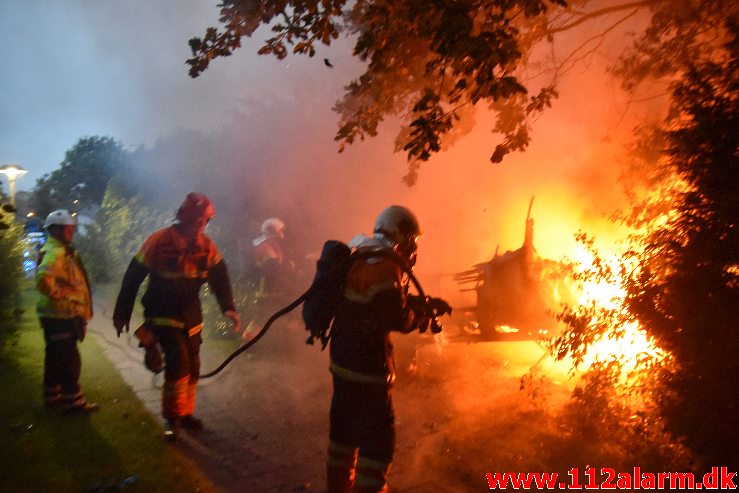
[242,217,295,339]
[112,192,241,440]
[325,205,450,493]
[36,209,98,412]
[251,217,291,297]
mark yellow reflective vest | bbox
[36,236,93,320]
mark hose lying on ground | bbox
[199,290,310,379]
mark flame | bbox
[571,243,665,373]
[579,321,663,370]
[454,199,668,381]
[572,243,624,309]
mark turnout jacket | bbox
[36,236,93,320]
[113,226,235,330]
[329,243,424,386]
[252,235,284,268]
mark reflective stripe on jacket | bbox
[36,236,92,320]
[329,249,420,386]
[113,226,235,330]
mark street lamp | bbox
[0,164,28,207]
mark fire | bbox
[579,321,663,370]
[453,197,667,381]
[570,243,665,373]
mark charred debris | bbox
[454,198,572,341]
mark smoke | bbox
[118,49,652,305]
[3,0,659,279]
[4,2,686,487]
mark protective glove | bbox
[408,295,452,333]
[134,323,157,349]
[144,346,164,374]
[426,296,452,318]
[224,310,242,334]
[426,296,452,333]
[406,295,429,321]
[133,323,164,373]
[114,319,130,338]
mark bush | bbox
[0,219,26,342]
[77,185,169,283]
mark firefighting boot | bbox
[163,418,179,441]
[326,464,354,493]
[326,441,357,493]
[43,385,62,407]
[354,456,390,493]
[61,392,99,413]
[180,415,204,430]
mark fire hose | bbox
[199,248,450,379]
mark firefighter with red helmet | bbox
[113,192,241,440]
[324,205,451,493]
[36,209,98,412]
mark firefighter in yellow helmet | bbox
[36,209,98,412]
[325,205,451,493]
[113,193,241,440]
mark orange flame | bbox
[570,243,665,374]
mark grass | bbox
[0,281,221,493]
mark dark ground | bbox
[91,294,572,493]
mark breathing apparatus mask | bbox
[373,205,421,268]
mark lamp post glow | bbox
[0,164,28,207]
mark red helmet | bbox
[176,192,215,223]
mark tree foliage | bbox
[621,24,739,467]
[554,364,693,470]
[30,136,129,216]
[78,182,170,283]
[187,0,567,183]
[0,218,25,341]
[187,1,737,182]
[610,0,736,91]
[553,21,738,468]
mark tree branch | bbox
[549,0,666,34]
[555,8,640,78]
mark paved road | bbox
[90,295,565,492]
[91,296,332,492]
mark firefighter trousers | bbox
[40,317,83,406]
[153,325,201,419]
[328,376,394,493]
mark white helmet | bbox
[261,217,286,238]
[44,209,76,228]
[373,205,421,263]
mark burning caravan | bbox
[455,198,574,341]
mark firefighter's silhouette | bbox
[242,217,295,339]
